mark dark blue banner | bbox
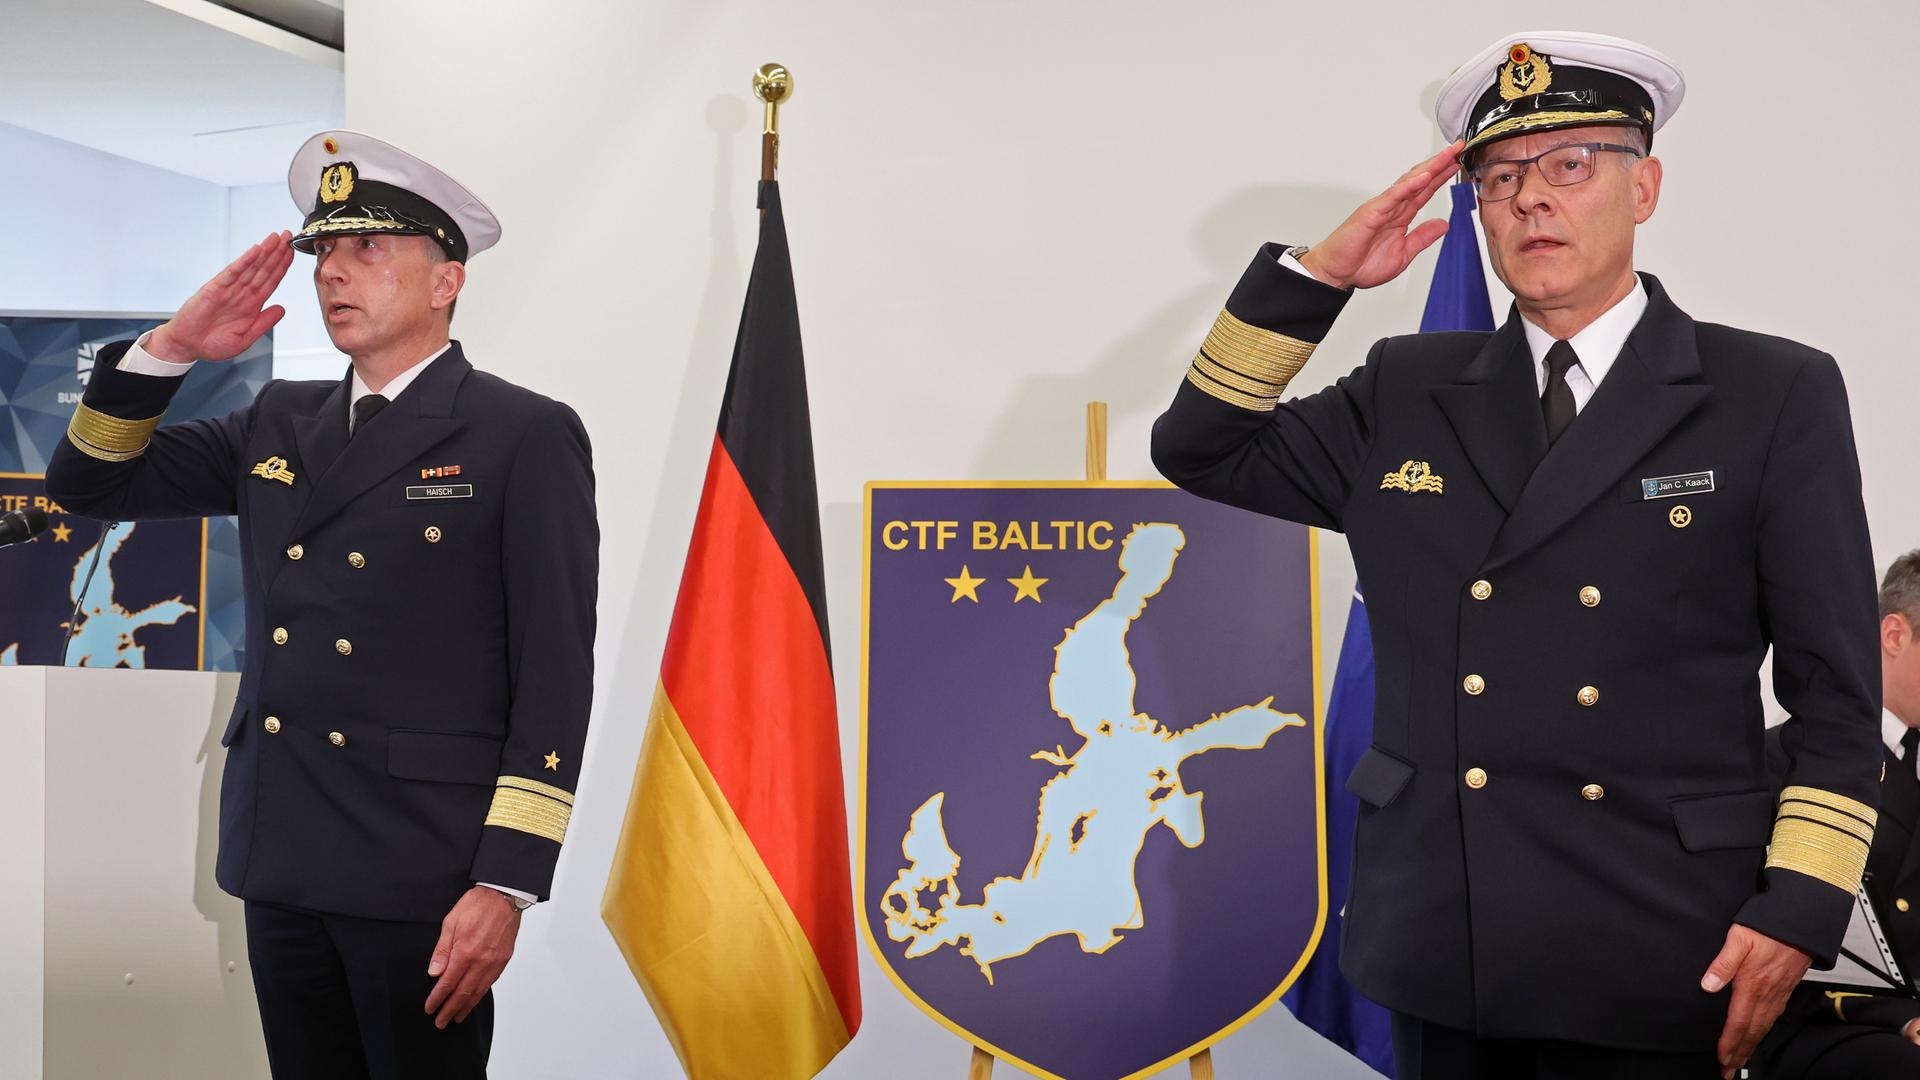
[860,482,1325,1080]
[0,313,272,670]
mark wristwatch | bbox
[1285,244,1312,261]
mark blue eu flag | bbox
[1283,182,1494,1076]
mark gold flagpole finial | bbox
[754,63,791,182]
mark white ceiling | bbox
[0,0,345,187]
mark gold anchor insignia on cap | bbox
[250,456,296,486]
[319,162,356,204]
[1381,459,1445,495]
[1499,43,1553,101]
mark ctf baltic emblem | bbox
[860,482,1326,1079]
[1381,458,1444,494]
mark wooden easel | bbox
[965,401,1216,1080]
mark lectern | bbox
[0,666,266,1079]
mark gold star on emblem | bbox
[543,751,561,771]
[1008,565,1048,603]
[944,565,986,603]
[50,521,73,542]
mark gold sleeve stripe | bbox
[1186,367,1280,412]
[1779,786,1877,829]
[1183,309,1318,412]
[484,776,575,844]
[1193,350,1287,399]
[1766,817,1871,893]
[496,774,576,806]
[1202,309,1316,387]
[1777,799,1876,846]
[67,403,163,462]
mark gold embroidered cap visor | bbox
[1435,31,1686,158]
[285,129,501,262]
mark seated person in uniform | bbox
[1753,548,1920,1077]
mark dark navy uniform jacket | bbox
[1152,247,1881,1051]
[47,340,597,923]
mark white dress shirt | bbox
[346,343,450,433]
[1886,708,1918,782]
[114,334,533,908]
[1274,250,1650,414]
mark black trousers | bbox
[1392,1012,1723,1080]
[244,901,492,1080]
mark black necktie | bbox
[351,393,389,437]
[1902,727,1918,764]
[1542,340,1579,445]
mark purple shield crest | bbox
[859,483,1327,1079]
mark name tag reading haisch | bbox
[1640,471,1714,500]
[406,484,474,500]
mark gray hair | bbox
[1881,548,1920,623]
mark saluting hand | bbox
[146,230,295,364]
[1700,922,1812,1078]
[424,886,523,1029]
[1297,140,1465,291]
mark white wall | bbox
[0,122,344,378]
[343,3,1920,1077]
[0,122,224,315]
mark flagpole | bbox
[754,62,791,182]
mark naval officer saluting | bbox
[47,131,598,1079]
[1152,31,1881,1080]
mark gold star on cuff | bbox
[945,565,986,603]
[1008,565,1048,603]
[543,751,561,771]
[50,521,73,542]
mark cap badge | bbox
[1499,43,1552,101]
[319,162,356,205]
[322,137,339,155]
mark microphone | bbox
[0,507,49,548]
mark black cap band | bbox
[290,172,469,261]
[1464,59,1656,155]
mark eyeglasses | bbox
[1468,143,1644,202]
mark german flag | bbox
[602,180,860,1077]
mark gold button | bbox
[1465,767,1488,789]
[1900,899,1912,914]
[1578,685,1600,707]
[286,543,304,561]
[1463,674,1485,696]
[272,627,289,645]
[328,731,346,748]
[1470,580,1493,601]
[1669,505,1692,528]
[1579,586,1601,607]
[348,552,366,569]
[335,638,353,656]
[263,716,281,734]
[1582,784,1605,801]
[424,526,443,543]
